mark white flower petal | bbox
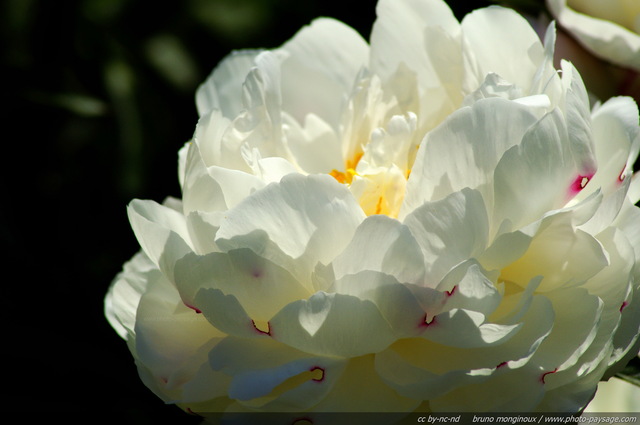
[377,294,554,401]
[429,364,546,412]
[283,113,343,174]
[330,270,428,338]
[613,196,640,265]
[279,18,368,129]
[209,337,346,410]
[105,251,155,340]
[403,97,541,212]
[229,51,287,160]
[502,213,609,292]
[538,362,606,412]
[404,188,489,284]
[193,109,248,172]
[461,6,546,94]
[216,174,365,264]
[492,108,583,230]
[310,355,420,412]
[331,214,424,284]
[532,288,603,376]
[421,309,521,348]
[558,61,597,179]
[547,0,640,70]
[196,50,260,117]
[133,271,224,402]
[127,199,192,275]
[588,96,640,197]
[436,261,501,318]
[571,228,634,376]
[193,288,264,338]
[370,0,460,89]
[270,292,396,357]
[174,249,309,322]
[375,342,494,400]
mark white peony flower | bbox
[547,0,640,71]
[105,0,640,417]
[584,372,640,412]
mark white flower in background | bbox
[547,0,640,71]
[105,0,640,417]
[585,372,640,412]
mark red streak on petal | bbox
[569,174,593,195]
[620,301,629,312]
[184,303,202,314]
[419,313,437,328]
[252,320,272,336]
[496,361,508,369]
[292,417,314,425]
[619,165,627,182]
[446,286,457,297]
[540,368,558,384]
[186,408,202,417]
[309,366,325,382]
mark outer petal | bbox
[436,260,501,318]
[376,295,554,401]
[330,270,431,338]
[182,139,269,215]
[309,355,420,413]
[174,248,310,322]
[421,309,521,349]
[105,251,155,340]
[216,174,365,266]
[571,228,635,377]
[196,50,260,117]
[133,269,228,404]
[588,96,640,197]
[429,364,546,412]
[402,97,542,213]
[501,211,609,292]
[209,337,347,411]
[531,288,603,379]
[492,108,582,230]
[127,199,192,280]
[269,291,396,357]
[331,215,424,284]
[193,109,248,172]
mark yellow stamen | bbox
[375,196,384,215]
[330,152,363,185]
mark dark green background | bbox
[3,0,636,422]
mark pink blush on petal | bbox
[568,173,594,198]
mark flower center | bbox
[329,151,411,218]
[329,152,363,185]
